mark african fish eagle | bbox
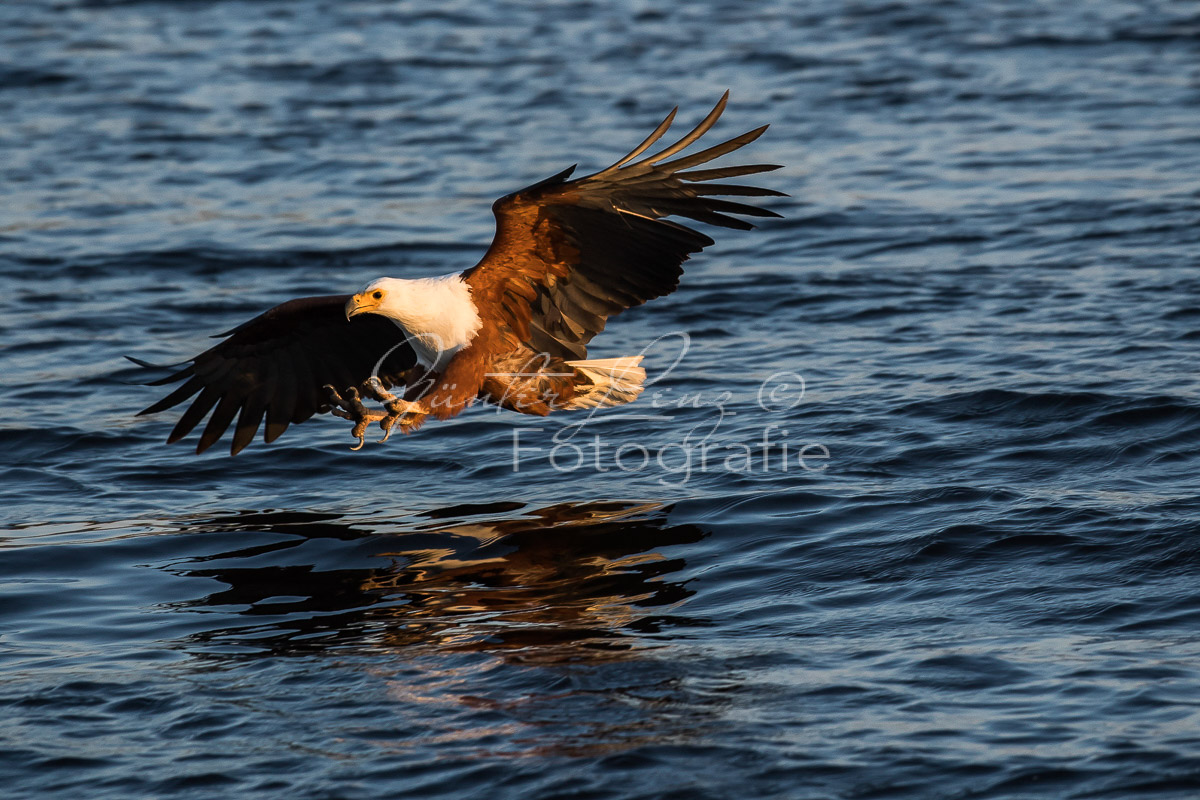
[135,92,783,454]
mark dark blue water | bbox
[4,1,1200,797]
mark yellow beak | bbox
[345,293,375,320]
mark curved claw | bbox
[377,408,403,443]
[350,435,366,451]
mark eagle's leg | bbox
[363,377,426,442]
[324,385,389,450]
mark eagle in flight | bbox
[135,93,783,455]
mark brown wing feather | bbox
[462,92,784,360]
[135,295,417,455]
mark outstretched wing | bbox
[136,295,417,455]
[463,91,784,360]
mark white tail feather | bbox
[564,356,646,409]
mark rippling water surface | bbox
[4,1,1200,797]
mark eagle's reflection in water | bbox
[170,500,707,664]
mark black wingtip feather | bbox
[230,401,266,456]
[634,90,729,168]
[126,355,188,370]
[691,184,789,198]
[167,385,220,444]
[605,106,678,170]
[138,374,203,415]
[678,164,784,181]
[662,125,771,173]
[144,367,194,388]
[703,198,784,218]
[126,355,197,387]
[197,394,241,455]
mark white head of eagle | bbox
[346,274,483,369]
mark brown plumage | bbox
[135,92,783,455]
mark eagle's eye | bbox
[372,291,383,300]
